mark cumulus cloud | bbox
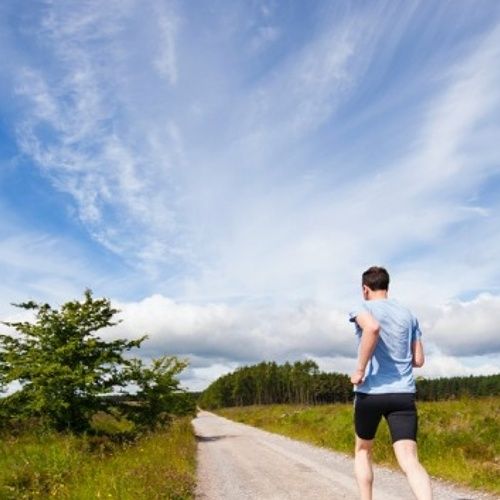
[424,294,500,356]
[95,291,500,389]
[306,351,500,381]
[417,350,500,379]
[109,294,355,362]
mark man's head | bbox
[361,266,389,300]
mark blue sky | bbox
[1,1,499,389]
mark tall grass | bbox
[0,416,196,499]
[214,397,499,495]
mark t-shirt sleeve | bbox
[348,302,369,323]
[411,317,422,342]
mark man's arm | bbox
[350,311,380,384]
[412,339,425,367]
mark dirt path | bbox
[192,409,497,500]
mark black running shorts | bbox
[354,392,418,443]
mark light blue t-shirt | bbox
[349,298,422,394]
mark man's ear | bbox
[362,285,370,299]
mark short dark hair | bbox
[362,266,390,291]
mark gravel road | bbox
[192,409,498,500]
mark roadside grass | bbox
[213,397,500,495]
[0,416,196,499]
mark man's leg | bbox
[354,436,374,500]
[353,394,382,500]
[393,439,433,500]
[385,394,432,499]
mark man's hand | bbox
[350,368,365,385]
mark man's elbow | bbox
[366,321,380,336]
[412,357,425,368]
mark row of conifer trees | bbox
[198,359,500,409]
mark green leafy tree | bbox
[126,355,196,429]
[0,290,146,432]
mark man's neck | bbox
[367,290,388,301]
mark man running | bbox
[349,266,433,500]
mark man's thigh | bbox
[354,393,383,440]
[384,393,418,443]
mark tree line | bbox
[198,359,500,409]
[198,360,352,409]
[416,374,500,401]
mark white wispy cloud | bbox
[181,17,500,306]
[0,228,101,316]
[14,2,499,301]
[13,0,185,273]
[238,6,384,141]
[4,2,500,390]
[154,2,179,85]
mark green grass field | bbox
[214,397,500,495]
[0,416,196,499]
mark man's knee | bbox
[355,436,374,456]
[393,439,420,472]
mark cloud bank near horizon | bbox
[106,292,500,390]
